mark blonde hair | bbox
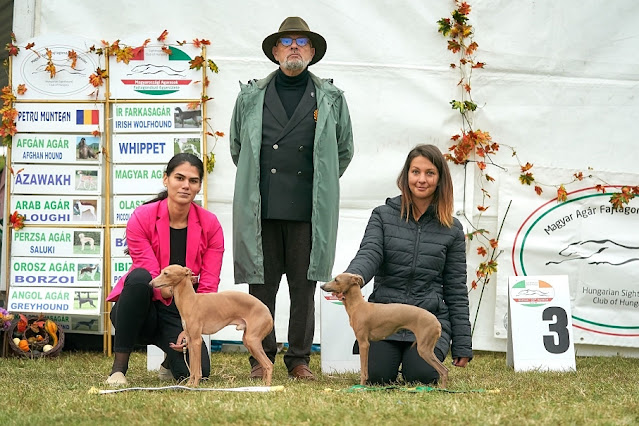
[396,144,454,227]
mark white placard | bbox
[112,133,202,163]
[109,43,202,99]
[7,286,101,315]
[12,133,102,164]
[15,103,104,133]
[11,35,104,101]
[110,228,128,257]
[112,257,133,287]
[11,164,101,195]
[11,227,103,257]
[320,285,374,374]
[11,195,101,225]
[112,102,202,133]
[10,257,103,288]
[507,275,576,372]
[112,165,165,195]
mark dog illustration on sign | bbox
[73,200,97,221]
[75,170,98,190]
[78,263,100,281]
[74,231,100,254]
[73,318,99,331]
[75,291,98,309]
[175,137,201,156]
[174,107,202,128]
[77,137,99,160]
[545,239,639,266]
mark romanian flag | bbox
[76,109,100,125]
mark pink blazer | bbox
[106,198,224,306]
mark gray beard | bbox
[282,57,310,72]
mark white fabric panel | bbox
[13,1,639,355]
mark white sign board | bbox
[112,133,202,163]
[7,286,101,316]
[11,35,104,101]
[15,103,103,133]
[112,102,202,133]
[112,257,133,287]
[109,43,202,99]
[320,285,374,374]
[507,275,576,372]
[11,164,101,195]
[10,257,103,288]
[11,195,101,225]
[110,228,128,257]
[13,133,102,164]
[112,165,165,195]
[11,228,103,257]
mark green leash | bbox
[339,384,499,394]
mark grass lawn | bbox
[0,349,637,425]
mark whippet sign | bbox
[111,133,202,163]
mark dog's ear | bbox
[184,267,192,277]
[352,274,365,288]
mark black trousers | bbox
[367,340,446,385]
[110,268,210,380]
[249,219,317,371]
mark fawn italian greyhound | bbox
[151,265,274,386]
[320,273,448,387]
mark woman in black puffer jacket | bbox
[345,144,472,385]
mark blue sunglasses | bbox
[278,37,310,47]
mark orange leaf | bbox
[557,185,567,202]
[595,184,606,193]
[186,101,201,110]
[472,62,485,69]
[189,56,205,70]
[16,84,27,95]
[574,171,584,181]
[477,161,486,170]
[477,246,487,256]
[520,162,533,172]
[458,2,471,15]
[92,130,101,137]
[25,42,35,50]
[477,205,489,212]
[489,239,498,249]
[471,280,478,290]
[214,131,225,138]
[89,67,107,87]
[68,50,78,69]
[534,185,543,196]
[115,46,133,64]
[161,46,173,55]
[193,38,211,48]
[466,41,478,55]
[45,63,56,78]
[157,29,169,42]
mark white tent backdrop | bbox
[11,0,639,356]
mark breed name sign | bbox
[507,275,576,372]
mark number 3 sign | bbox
[506,275,576,372]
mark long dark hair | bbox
[396,144,454,227]
[144,153,204,205]
[123,153,204,255]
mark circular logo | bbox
[511,279,555,307]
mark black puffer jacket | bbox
[346,195,473,360]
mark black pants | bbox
[249,219,317,372]
[110,268,210,380]
[367,340,446,385]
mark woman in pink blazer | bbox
[106,153,224,386]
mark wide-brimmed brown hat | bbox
[262,16,327,66]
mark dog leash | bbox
[90,385,285,395]
[332,384,500,394]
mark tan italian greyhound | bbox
[320,272,448,387]
[151,264,274,386]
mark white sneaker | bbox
[158,365,173,381]
[106,372,128,386]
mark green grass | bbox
[1,349,638,425]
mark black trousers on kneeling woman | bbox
[110,268,210,380]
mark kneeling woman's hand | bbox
[169,331,187,352]
[453,357,470,367]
